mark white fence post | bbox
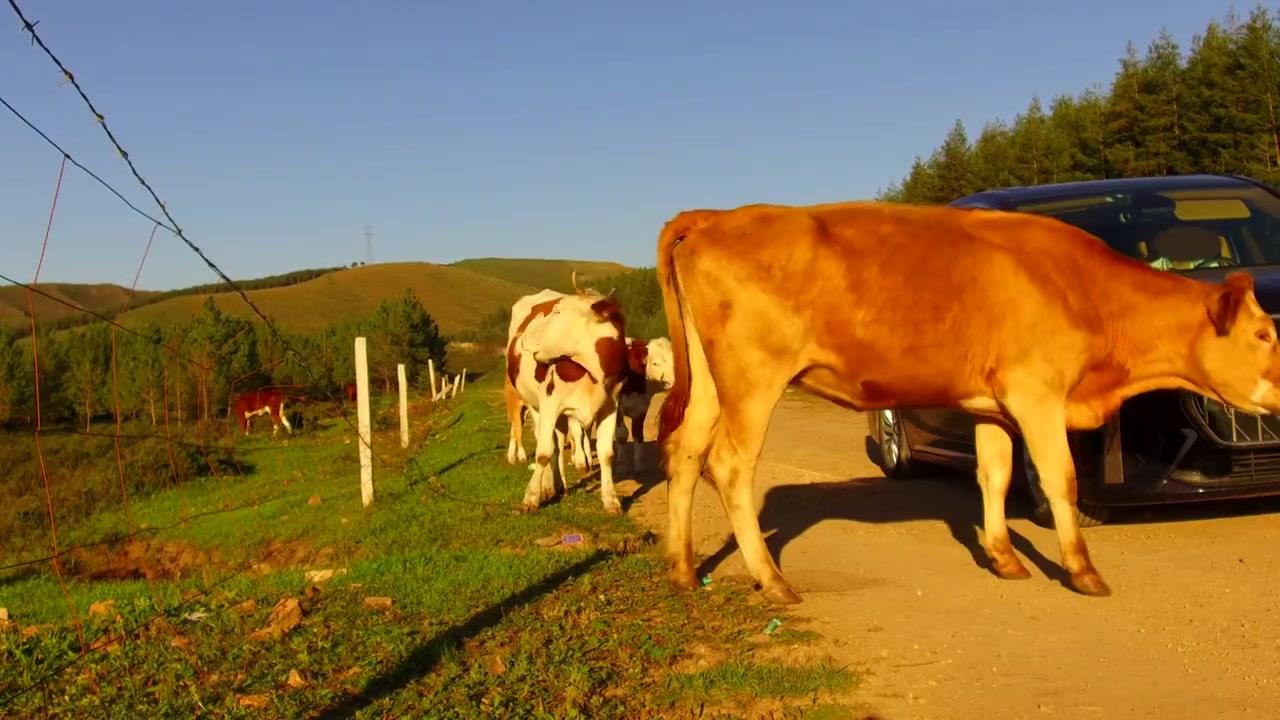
[397,362,409,449]
[460,368,468,393]
[427,359,438,399]
[354,337,374,507]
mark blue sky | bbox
[0,0,1233,290]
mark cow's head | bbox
[644,337,676,388]
[1194,272,1280,414]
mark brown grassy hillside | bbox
[0,283,160,330]
[112,262,539,335]
[449,258,630,294]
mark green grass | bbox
[0,372,856,717]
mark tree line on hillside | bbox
[4,266,348,339]
[0,288,446,431]
[455,267,669,345]
[878,5,1280,204]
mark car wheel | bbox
[1020,441,1112,528]
[870,409,913,478]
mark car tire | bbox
[1019,439,1112,528]
[868,409,913,478]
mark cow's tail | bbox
[656,209,716,443]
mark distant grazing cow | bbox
[504,276,633,512]
[344,382,357,403]
[234,388,293,436]
[654,201,1280,606]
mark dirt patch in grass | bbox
[61,537,337,583]
[246,539,335,577]
[65,538,222,582]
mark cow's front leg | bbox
[594,407,622,514]
[522,402,561,511]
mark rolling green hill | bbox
[3,258,634,338]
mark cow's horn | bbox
[571,270,584,295]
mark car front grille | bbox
[1179,392,1280,448]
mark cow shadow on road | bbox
[696,468,1076,591]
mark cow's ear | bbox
[1209,272,1254,336]
[591,298,623,319]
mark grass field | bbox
[0,368,858,718]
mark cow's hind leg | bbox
[703,379,797,605]
[662,327,720,592]
[554,421,569,495]
[974,420,1030,580]
[504,379,528,465]
[567,418,589,474]
[1004,396,1111,597]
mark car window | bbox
[1014,187,1280,271]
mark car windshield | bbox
[1014,185,1280,271]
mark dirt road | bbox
[625,389,1280,720]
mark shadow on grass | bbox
[313,548,613,720]
[407,449,490,487]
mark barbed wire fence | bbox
[0,1,466,710]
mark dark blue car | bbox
[867,174,1280,527]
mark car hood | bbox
[1177,266,1280,316]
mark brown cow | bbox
[234,388,293,436]
[655,201,1280,605]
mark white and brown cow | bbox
[234,388,292,436]
[568,336,677,474]
[504,287,592,473]
[614,336,676,470]
[504,281,632,513]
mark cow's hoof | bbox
[761,584,803,605]
[574,463,588,475]
[603,504,623,516]
[991,557,1032,580]
[1070,571,1112,597]
[520,498,542,513]
[668,567,699,591]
